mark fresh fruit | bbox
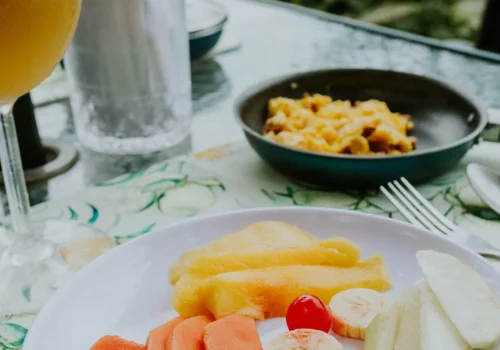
[318,237,361,264]
[364,301,401,350]
[171,237,361,282]
[286,295,331,333]
[329,288,387,340]
[169,221,318,284]
[417,250,500,349]
[203,315,263,350]
[91,335,145,350]
[146,316,186,350]
[172,237,362,317]
[173,274,211,317]
[393,286,421,350]
[200,254,392,319]
[171,315,213,350]
[419,282,470,350]
[264,329,343,350]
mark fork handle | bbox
[478,251,500,261]
[454,227,500,261]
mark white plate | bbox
[24,208,500,349]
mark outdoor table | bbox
[1,0,500,346]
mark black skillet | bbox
[236,69,488,188]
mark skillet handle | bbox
[479,108,500,143]
[489,108,500,125]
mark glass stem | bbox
[0,104,30,236]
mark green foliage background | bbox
[280,0,486,41]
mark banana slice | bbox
[329,288,388,340]
[264,329,343,350]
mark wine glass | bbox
[0,0,111,315]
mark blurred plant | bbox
[282,0,486,41]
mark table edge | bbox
[254,0,500,64]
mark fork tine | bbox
[386,183,442,234]
[380,185,426,230]
[400,177,456,230]
[393,180,453,235]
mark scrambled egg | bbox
[263,94,417,155]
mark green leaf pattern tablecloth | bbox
[2,141,500,348]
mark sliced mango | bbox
[169,221,318,284]
[199,254,392,319]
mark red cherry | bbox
[286,294,332,333]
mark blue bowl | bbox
[187,0,228,60]
[189,26,225,60]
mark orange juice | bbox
[0,0,81,104]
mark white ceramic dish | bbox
[467,163,500,215]
[24,207,500,350]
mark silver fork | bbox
[380,177,500,260]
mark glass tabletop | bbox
[16,0,500,210]
[2,0,500,340]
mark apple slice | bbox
[394,286,421,350]
[417,250,500,349]
[364,301,400,350]
[364,288,412,350]
[419,282,470,350]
